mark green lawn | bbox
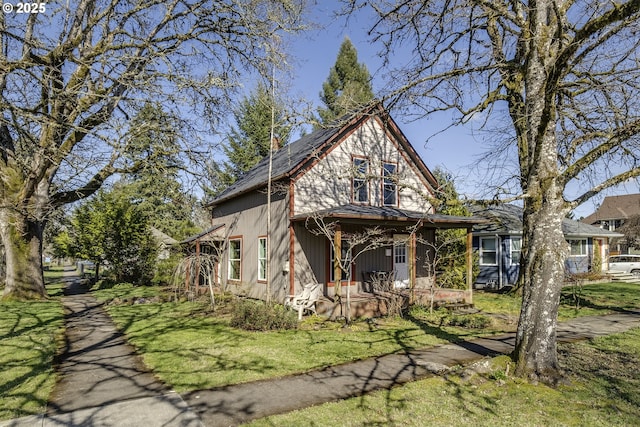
[0,279,637,422]
[0,283,65,421]
[247,328,640,426]
[94,282,640,392]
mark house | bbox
[581,193,640,254]
[196,103,485,315]
[150,227,179,260]
[471,204,623,290]
[581,193,640,231]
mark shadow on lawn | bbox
[560,283,640,313]
[0,291,64,420]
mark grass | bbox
[92,281,640,393]
[246,328,640,426]
[0,278,637,422]
[0,282,65,421]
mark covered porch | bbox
[291,205,485,317]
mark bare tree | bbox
[305,214,392,324]
[348,0,640,383]
[0,1,306,299]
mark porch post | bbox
[466,227,473,304]
[334,225,342,301]
[409,232,416,304]
[195,239,201,294]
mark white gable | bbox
[293,116,435,216]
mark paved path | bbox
[1,272,202,427]
[1,273,639,426]
[183,310,640,426]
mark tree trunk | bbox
[0,209,47,300]
[513,194,568,384]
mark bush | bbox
[407,305,493,329]
[153,253,182,285]
[230,299,298,331]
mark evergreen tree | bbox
[317,37,375,125]
[207,83,292,197]
[431,169,475,288]
[70,188,157,284]
[121,103,198,241]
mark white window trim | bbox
[228,238,242,281]
[258,237,268,282]
[568,239,588,257]
[479,237,498,266]
[510,237,522,266]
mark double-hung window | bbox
[568,239,587,256]
[480,237,498,266]
[258,237,267,281]
[510,237,522,265]
[382,162,397,206]
[352,157,369,203]
[228,238,242,281]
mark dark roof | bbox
[582,193,640,224]
[206,103,439,207]
[208,126,340,206]
[180,224,225,244]
[471,204,623,238]
[291,205,485,228]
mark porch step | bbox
[607,270,640,284]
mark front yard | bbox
[1,273,639,422]
[91,281,640,391]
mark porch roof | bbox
[290,205,485,228]
[180,224,225,245]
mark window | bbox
[228,238,242,281]
[480,237,498,265]
[568,239,587,256]
[258,237,267,281]
[382,162,397,206]
[352,157,369,203]
[510,237,522,265]
[329,242,352,282]
[394,242,407,265]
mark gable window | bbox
[568,239,587,256]
[258,237,267,282]
[352,157,369,204]
[480,237,498,266]
[382,162,398,206]
[228,238,242,281]
[510,237,522,265]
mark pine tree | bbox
[207,83,291,197]
[318,37,374,125]
[121,103,198,241]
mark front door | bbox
[393,235,409,288]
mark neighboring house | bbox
[151,227,179,260]
[581,193,640,254]
[582,193,640,232]
[198,103,483,306]
[471,204,623,290]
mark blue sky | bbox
[282,2,639,219]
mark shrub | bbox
[230,299,298,331]
[446,313,493,329]
[407,305,493,329]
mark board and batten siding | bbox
[211,188,290,300]
[293,116,435,216]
